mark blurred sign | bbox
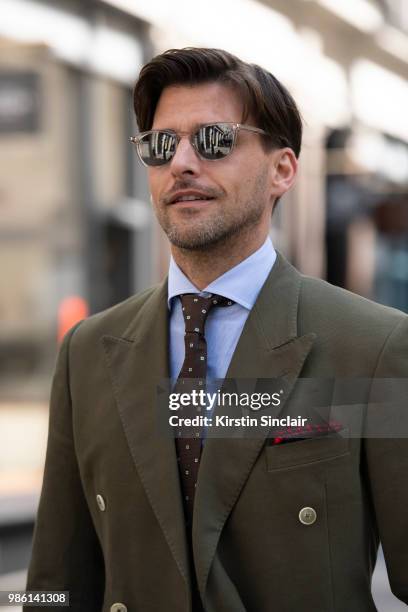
[0,72,40,133]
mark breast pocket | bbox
[265,429,350,471]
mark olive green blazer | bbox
[25,253,408,612]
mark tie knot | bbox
[179,293,234,334]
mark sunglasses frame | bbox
[130,122,270,167]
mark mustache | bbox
[160,181,224,205]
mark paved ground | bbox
[0,403,47,497]
[372,548,407,611]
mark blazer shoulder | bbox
[299,273,407,338]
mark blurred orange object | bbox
[57,296,89,344]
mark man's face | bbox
[148,82,276,251]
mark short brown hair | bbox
[133,47,302,157]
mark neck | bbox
[171,228,269,290]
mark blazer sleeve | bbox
[363,316,408,605]
[24,322,105,612]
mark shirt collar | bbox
[167,236,276,310]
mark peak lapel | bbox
[193,253,316,600]
[102,280,190,585]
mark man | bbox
[25,48,408,612]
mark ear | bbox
[269,148,298,198]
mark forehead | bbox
[152,82,244,130]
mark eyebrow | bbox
[150,121,225,132]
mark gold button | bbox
[110,604,127,612]
[96,494,106,512]
[299,506,317,525]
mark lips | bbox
[168,191,215,205]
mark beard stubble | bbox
[154,169,269,251]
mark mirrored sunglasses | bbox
[130,122,270,167]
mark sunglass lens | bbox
[197,124,234,159]
[139,131,177,166]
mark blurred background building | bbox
[0,0,407,609]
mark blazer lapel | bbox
[102,280,190,586]
[193,253,316,600]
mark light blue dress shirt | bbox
[168,237,277,385]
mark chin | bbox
[166,227,232,251]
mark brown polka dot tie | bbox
[175,293,234,526]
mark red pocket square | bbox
[271,420,343,445]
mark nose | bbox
[169,135,201,178]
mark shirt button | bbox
[96,494,106,512]
[299,506,317,525]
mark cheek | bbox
[217,154,265,194]
[147,169,155,191]
[147,171,162,203]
